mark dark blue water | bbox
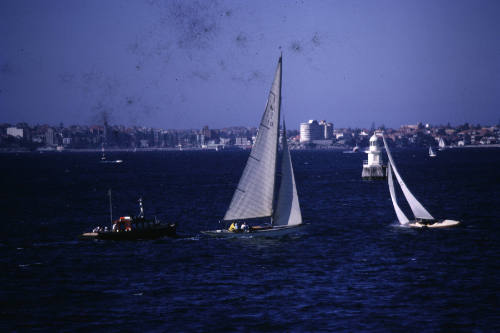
[1,149,499,332]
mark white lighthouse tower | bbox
[362,133,386,179]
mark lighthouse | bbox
[361,134,386,179]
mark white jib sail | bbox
[382,136,434,220]
[387,161,409,224]
[223,57,282,221]
[274,119,302,226]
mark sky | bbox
[1,0,499,129]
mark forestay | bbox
[223,57,282,221]
[274,120,302,226]
[387,161,409,224]
[382,136,434,220]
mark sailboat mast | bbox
[108,189,113,226]
[271,55,283,226]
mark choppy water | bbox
[1,148,499,331]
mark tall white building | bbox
[300,120,332,143]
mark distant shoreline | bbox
[0,144,499,154]
[449,144,500,149]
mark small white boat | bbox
[343,145,360,154]
[429,146,436,157]
[203,55,304,237]
[384,136,459,228]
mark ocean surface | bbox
[1,148,499,332]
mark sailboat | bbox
[383,136,459,228]
[429,146,436,157]
[100,144,123,164]
[438,137,447,151]
[202,55,303,237]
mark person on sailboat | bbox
[241,222,249,232]
[228,222,236,232]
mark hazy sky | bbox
[1,0,499,129]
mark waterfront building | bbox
[361,134,386,179]
[235,137,250,146]
[201,126,211,139]
[220,138,231,145]
[6,127,23,138]
[319,120,333,139]
[300,120,324,143]
[45,128,54,145]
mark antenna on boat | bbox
[138,197,144,218]
[101,143,106,161]
[108,189,113,226]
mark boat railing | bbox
[363,160,369,165]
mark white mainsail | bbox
[223,57,282,221]
[274,120,302,226]
[387,161,409,224]
[382,136,434,220]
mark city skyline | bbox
[2,118,499,131]
[2,119,498,151]
[1,1,500,129]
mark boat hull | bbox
[81,224,176,240]
[99,160,123,164]
[201,224,304,238]
[408,220,460,228]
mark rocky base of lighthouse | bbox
[362,165,387,180]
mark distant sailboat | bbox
[343,145,360,154]
[429,146,436,157]
[100,144,123,164]
[383,136,459,228]
[438,137,447,151]
[100,144,106,161]
[203,55,303,237]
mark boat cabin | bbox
[113,216,132,232]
